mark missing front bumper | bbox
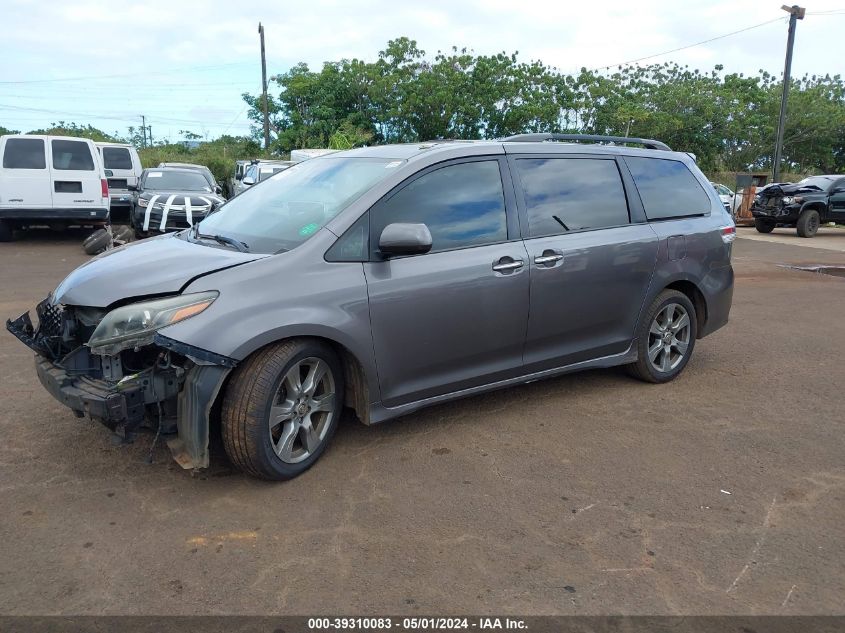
[8,311,234,470]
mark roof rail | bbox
[500,133,671,151]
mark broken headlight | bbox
[87,292,218,351]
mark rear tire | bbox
[796,209,820,238]
[754,218,775,233]
[83,228,111,255]
[0,220,14,242]
[221,339,344,480]
[627,289,697,384]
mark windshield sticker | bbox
[385,161,402,169]
[298,223,320,237]
[260,167,274,173]
[147,172,163,178]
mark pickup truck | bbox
[751,175,845,237]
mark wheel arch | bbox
[801,201,826,213]
[213,331,375,429]
[663,279,708,338]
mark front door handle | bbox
[492,258,524,273]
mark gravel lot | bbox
[0,228,843,615]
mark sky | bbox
[2,0,844,143]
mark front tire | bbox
[796,209,820,238]
[221,339,344,480]
[754,218,775,233]
[627,290,697,384]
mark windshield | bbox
[196,157,399,253]
[259,165,288,181]
[143,170,210,191]
[796,176,835,191]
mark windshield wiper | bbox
[190,225,249,252]
[552,215,570,231]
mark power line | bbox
[0,60,263,85]
[0,103,252,128]
[587,16,786,73]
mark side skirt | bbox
[367,342,637,424]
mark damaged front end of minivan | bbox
[6,291,235,469]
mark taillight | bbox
[720,226,736,243]
[101,178,109,199]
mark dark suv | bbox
[7,134,735,481]
[751,175,845,237]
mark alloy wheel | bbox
[647,303,691,373]
[269,357,337,464]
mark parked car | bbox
[711,182,741,215]
[157,162,222,196]
[233,160,295,196]
[6,134,734,480]
[0,134,110,241]
[130,167,225,239]
[96,142,142,224]
[751,175,845,237]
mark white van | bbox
[0,135,110,241]
[96,142,142,223]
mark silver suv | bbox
[7,135,735,481]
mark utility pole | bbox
[773,4,806,182]
[147,125,153,146]
[258,22,270,151]
[140,115,147,148]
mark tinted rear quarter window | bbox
[515,158,629,237]
[3,138,46,169]
[52,140,95,171]
[371,160,508,253]
[626,157,710,220]
[102,147,133,170]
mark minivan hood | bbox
[54,234,267,307]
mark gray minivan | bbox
[7,135,735,480]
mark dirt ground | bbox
[0,227,843,616]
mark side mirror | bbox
[242,176,255,186]
[379,223,432,257]
[235,173,243,180]
[215,185,222,194]
[127,184,138,192]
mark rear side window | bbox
[515,158,629,236]
[371,160,508,253]
[626,157,710,220]
[102,147,132,170]
[3,138,46,169]
[51,140,95,171]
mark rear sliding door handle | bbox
[534,253,564,265]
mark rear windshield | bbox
[143,170,211,191]
[196,157,397,253]
[102,147,133,170]
[3,138,46,169]
[51,140,95,171]
[626,157,710,220]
